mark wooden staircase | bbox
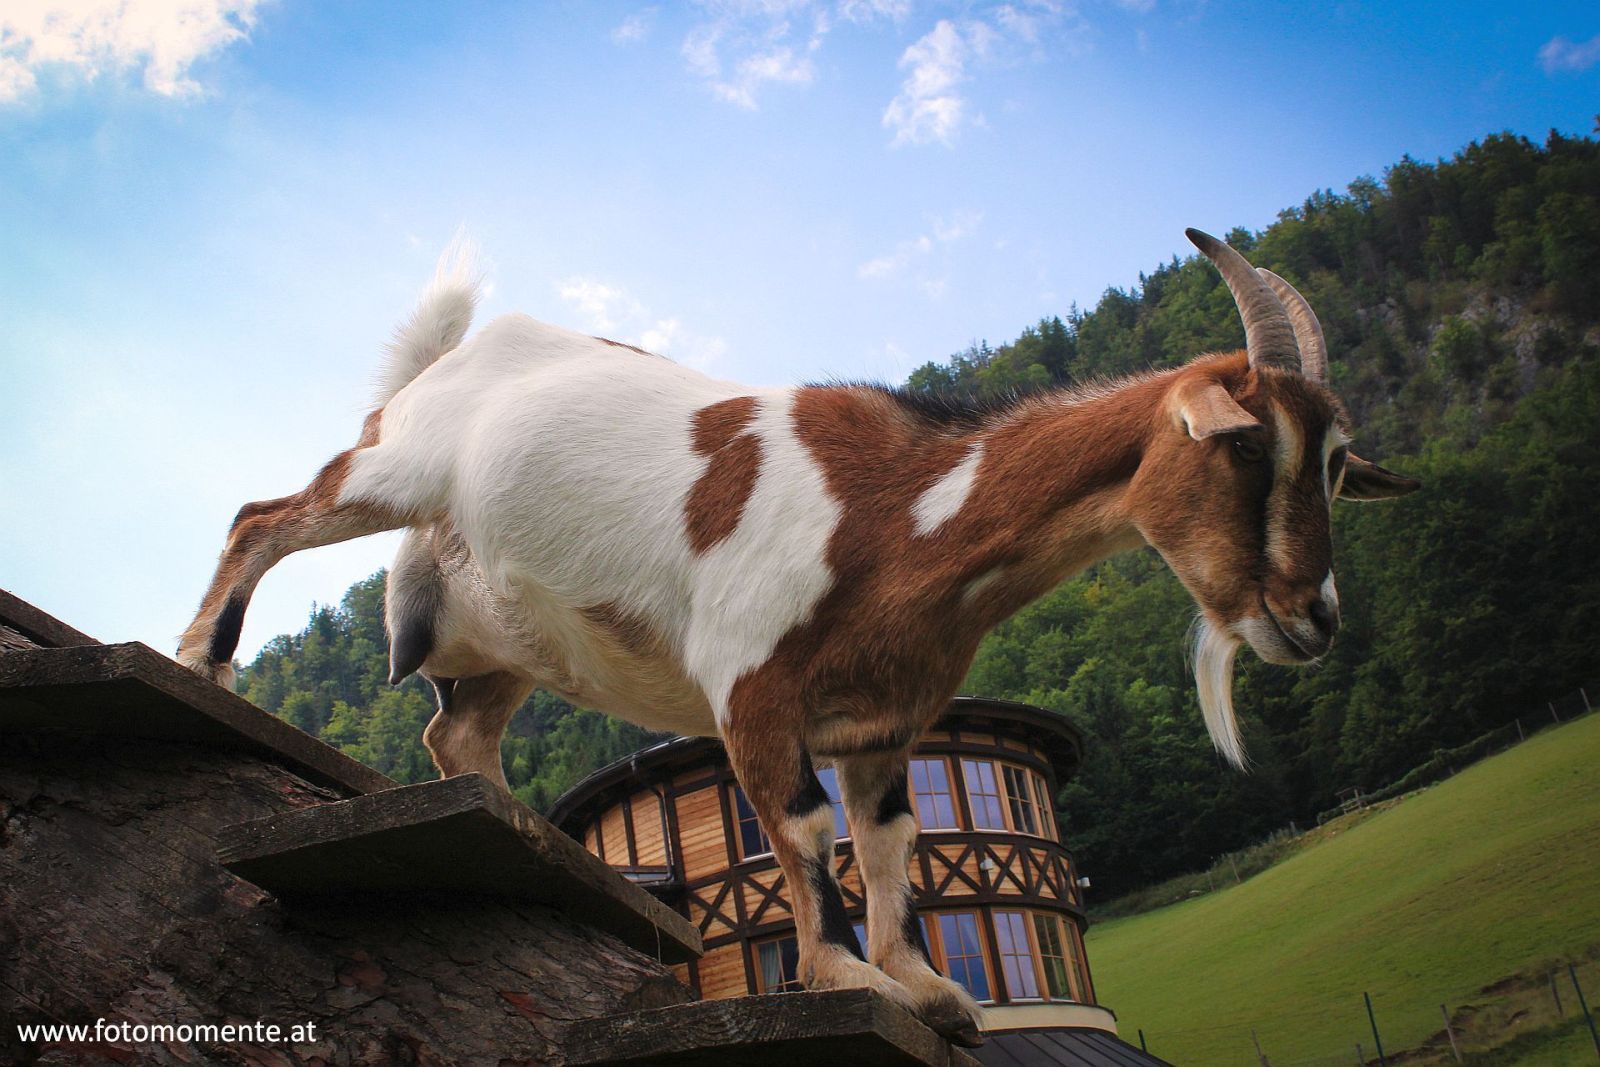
[0,588,977,1066]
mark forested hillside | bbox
[239,129,1600,899]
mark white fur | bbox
[374,236,482,406]
[1320,571,1340,617]
[341,312,845,738]
[686,391,842,722]
[1192,617,1246,768]
[1323,427,1352,500]
[911,443,984,536]
[1264,401,1302,571]
[960,565,1006,605]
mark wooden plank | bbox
[3,731,691,1066]
[0,588,97,648]
[217,773,702,964]
[561,989,984,1067]
[0,642,392,796]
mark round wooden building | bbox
[550,696,1123,1040]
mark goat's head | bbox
[1128,229,1419,766]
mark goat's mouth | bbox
[1241,595,1322,665]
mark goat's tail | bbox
[374,233,482,405]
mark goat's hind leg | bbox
[422,671,532,791]
[177,434,411,687]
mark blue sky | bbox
[2,0,1596,662]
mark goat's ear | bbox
[1172,378,1262,440]
[1338,454,1421,500]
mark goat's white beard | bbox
[1192,617,1247,769]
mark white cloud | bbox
[679,0,834,109]
[556,278,642,333]
[882,19,972,147]
[556,277,727,371]
[1538,34,1600,74]
[612,10,655,44]
[714,43,815,109]
[0,0,265,104]
[857,210,981,285]
[838,0,910,23]
[673,1,1081,125]
[882,3,1081,148]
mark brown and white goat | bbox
[177,230,1418,1045]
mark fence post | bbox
[1356,1041,1365,1066]
[1551,702,1560,723]
[1570,963,1600,1060]
[1440,1004,1461,1063]
[1365,992,1388,1066]
[1138,1028,1147,1052]
[1555,970,1566,1016]
[1517,718,1525,742]
[1251,1027,1270,1066]
[1582,687,1592,714]
[1230,853,1242,884]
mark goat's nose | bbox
[1309,596,1340,641]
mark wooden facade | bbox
[551,697,1121,1035]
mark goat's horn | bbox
[1257,269,1328,383]
[1185,228,1299,373]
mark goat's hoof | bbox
[177,650,236,691]
[924,1002,984,1047]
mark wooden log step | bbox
[561,989,984,1067]
[0,587,98,648]
[0,641,392,796]
[216,772,703,964]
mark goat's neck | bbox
[936,370,1174,621]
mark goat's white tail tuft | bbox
[374,232,482,405]
[1191,616,1248,769]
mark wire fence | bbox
[1314,686,1596,826]
[1114,690,1600,1064]
[1135,954,1600,1066]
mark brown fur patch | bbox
[691,396,757,455]
[595,336,659,358]
[581,602,667,658]
[684,397,762,554]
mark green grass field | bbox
[1084,712,1600,1066]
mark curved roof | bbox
[547,695,1083,838]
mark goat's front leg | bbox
[720,711,918,1015]
[422,671,532,792]
[838,750,984,1047]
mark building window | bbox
[910,757,960,830]
[1067,921,1094,1002]
[731,785,772,860]
[815,766,850,840]
[936,912,992,1002]
[1003,765,1039,836]
[994,910,1041,1000]
[1033,913,1075,1000]
[961,759,1007,830]
[1031,771,1057,840]
[755,935,802,992]
[959,758,1055,839]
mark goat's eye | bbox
[1232,437,1266,463]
